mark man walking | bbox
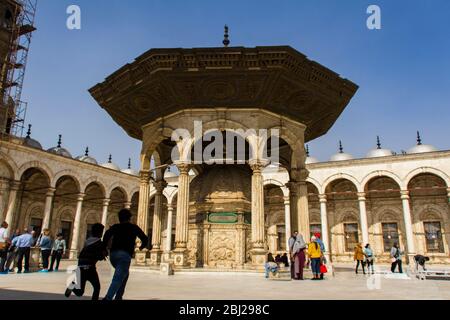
[103,209,148,300]
[12,228,34,273]
[390,243,403,273]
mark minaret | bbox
[223,25,230,47]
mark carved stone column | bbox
[5,180,21,230]
[101,198,110,231]
[286,182,298,234]
[318,194,330,259]
[203,223,211,267]
[163,204,174,262]
[357,192,369,245]
[135,170,151,265]
[69,193,85,259]
[173,162,191,267]
[42,188,56,230]
[249,161,266,267]
[288,168,310,239]
[400,190,416,259]
[149,180,167,265]
[0,178,8,222]
[283,196,291,251]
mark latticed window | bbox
[424,221,444,253]
[344,223,359,252]
[382,223,399,252]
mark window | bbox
[382,223,399,252]
[344,223,359,252]
[424,222,444,253]
[310,224,321,239]
[277,225,286,251]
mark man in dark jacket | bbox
[414,254,430,272]
[65,223,107,300]
[103,209,148,300]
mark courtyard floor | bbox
[1,260,450,300]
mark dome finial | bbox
[128,158,131,169]
[223,25,230,47]
[416,131,422,145]
[306,144,310,157]
[85,146,89,156]
[339,140,344,153]
[26,124,32,138]
[57,134,62,148]
[108,154,112,163]
[376,136,381,149]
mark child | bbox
[65,223,107,300]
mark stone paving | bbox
[1,260,450,300]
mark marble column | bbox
[42,188,56,230]
[135,170,151,265]
[400,190,416,257]
[318,194,330,258]
[69,193,85,259]
[249,161,266,267]
[287,168,310,239]
[101,198,110,230]
[164,205,174,254]
[283,196,291,252]
[5,180,21,230]
[357,192,369,245]
[150,180,167,265]
[173,162,190,267]
[286,182,298,234]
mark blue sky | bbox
[21,0,450,169]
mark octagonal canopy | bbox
[89,46,358,142]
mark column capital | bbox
[153,180,168,193]
[76,193,85,201]
[318,194,327,203]
[167,205,174,211]
[9,180,21,191]
[283,196,290,205]
[175,162,191,175]
[285,181,300,195]
[400,190,410,199]
[45,187,56,197]
[139,170,151,183]
[290,167,309,182]
[248,159,269,173]
[124,201,132,209]
[102,198,111,206]
[357,192,366,201]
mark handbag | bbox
[320,264,328,274]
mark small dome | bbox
[164,168,177,178]
[366,136,393,158]
[101,155,120,171]
[22,125,42,149]
[407,132,438,154]
[305,156,319,164]
[121,168,139,176]
[76,147,98,165]
[304,145,319,164]
[330,141,353,162]
[47,135,72,158]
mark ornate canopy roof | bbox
[89,45,358,142]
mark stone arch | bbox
[107,183,129,202]
[263,179,288,197]
[51,169,81,191]
[340,212,359,223]
[82,178,107,196]
[361,170,403,191]
[405,167,450,188]
[322,173,361,194]
[419,206,446,221]
[23,202,44,229]
[0,152,17,179]
[18,161,52,185]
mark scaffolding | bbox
[0,0,37,138]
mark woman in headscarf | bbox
[290,233,307,280]
[307,235,323,280]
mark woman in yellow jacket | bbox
[307,236,322,280]
[354,243,366,274]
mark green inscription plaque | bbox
[208,212,238,224]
